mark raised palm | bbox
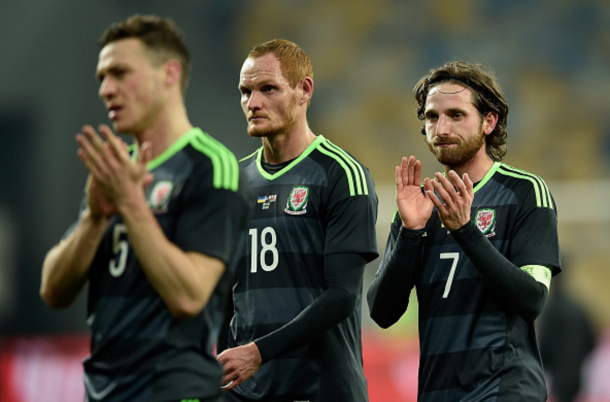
[395,156,434,230]
[77,124,154,216]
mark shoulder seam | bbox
[316,139,368,196]
[189,132,239,192]
[497,164,553,209]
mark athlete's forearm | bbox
[40,209,107,309]
[451,221,548,321]
[255,253,366,363]
[119,196,226,319]
[367,226,423,328]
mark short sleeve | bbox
[510,190,561,275]
[174,165,250,264]
[323,165,379,263]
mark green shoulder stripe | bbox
[189,129,239,192]
[316,138,368,196]
[497,164,553,209]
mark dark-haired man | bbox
[367,61,561,401]
[40,15,249,402]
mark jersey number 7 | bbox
[440,252,459,298]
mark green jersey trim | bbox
[520,265,552,291]
[240,149,259,162]
[129,133,190,166]
[134,128,239,191]
[254,135,326,180]
[128,143,138,163]
[247,135,368,197]
[473,162,501,194]
[316,138,369,196]
[189,128,240,191]
[392,206,399,224]
[144,130,194,171]
[436,162,499,195]
[497,164,554,209]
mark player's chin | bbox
[112,121,131,135]
[247,126,273,138]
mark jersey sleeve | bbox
[367,210,423,328]
[323,164,379,262]
[174,163,250,265]
[509,183,561,275]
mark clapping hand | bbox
[395,156,434,230]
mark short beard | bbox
[246,117,296,139]
[247,126,275,138]
[427,126,486,168]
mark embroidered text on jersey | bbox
[258,194,277,210]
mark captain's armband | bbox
[520,265,552,291]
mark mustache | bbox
[432,138,459,145]
[247,112,266,121]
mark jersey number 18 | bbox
[249,227,279,273]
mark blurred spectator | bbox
[0,204,16,325]
[538,264,597,402]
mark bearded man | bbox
[367,61,561,402]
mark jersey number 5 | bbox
[109,223,128,277]
[440,252,459,298]
[249,227,279,273]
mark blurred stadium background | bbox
[1,0,610,401]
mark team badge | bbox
[284,186,309,215]
[257,194,277,210]
[475,208,496,237]
[149,181,174,213]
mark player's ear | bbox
[163,59,182,89]
[482,111,498,135]
[298,76,313,106]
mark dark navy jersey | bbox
[383,162,561,402]
[68,128,249,402]
[228,135,378,402]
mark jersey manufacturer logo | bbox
[257,194,277,210]
[284,186,309,215]
[475,208,496,237]
[149,181,174,213]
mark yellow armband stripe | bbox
[520,265,552,291]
